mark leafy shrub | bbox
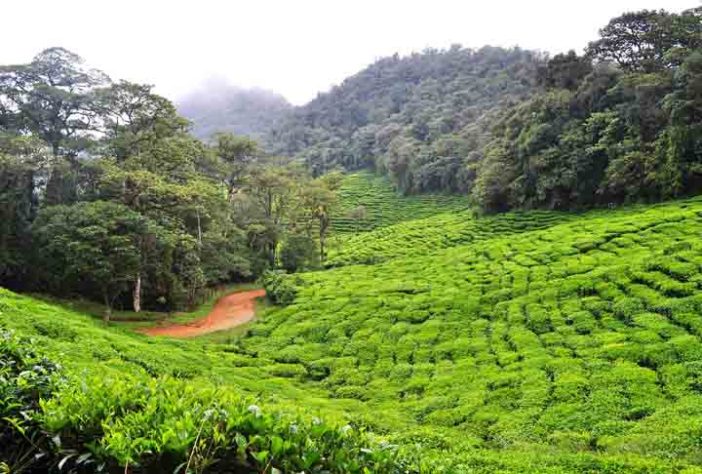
[261,270,300,306]
[0,329,413,473]
[0,330,61,472]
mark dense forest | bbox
[267,45,539,193]
[0,49,337,316]
[264,8,702,212]
[178,81,291,141]
[473,7,702,211]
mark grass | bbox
[5,172,702,471]
[31,282,260,330]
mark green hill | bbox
[267,46,538,193]
[331,171,470,235]
[6,173,702,471]
[255,187,702,472]
[0,289,409,472]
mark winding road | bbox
[140,288,266,338]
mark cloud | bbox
[0,0,692,105]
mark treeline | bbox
[267,8,702,213]
[0,49,336,317]
[473,8,702,211]
[267,45,539,193]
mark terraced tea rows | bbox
[331,171,469,234]
[245,196,702,471]
[328,208,574,267]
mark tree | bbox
[0,136,47,287]
[213,132,259,201]
[537,51,593,90]
[587,10,701,73]
[0,48,108,205]
[245,163,299,266]
[299,174,339,263]
[660,51,702,196]
[0,48,108,157]
[96,81,188,161]
[32,201,150,320]
[279,233,318,272]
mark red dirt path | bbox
[140,289,266,338]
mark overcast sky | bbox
[1,0,696,105]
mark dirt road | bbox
[140,288,266,338]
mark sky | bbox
[0,0,696,105]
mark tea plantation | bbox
[5,173,702,472]
[331,171,470,234]
[254,177,702,472]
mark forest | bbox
[0,49,338,317]
[268,8,702,212]
[2,5,702,474]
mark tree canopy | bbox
[0,49,339,313]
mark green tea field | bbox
[250,180,702,472]
[5,172,702,472]
[331,171,470,234]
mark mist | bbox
[0,0,694,105]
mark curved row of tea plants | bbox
[0,291,413,473]
[255,195,702,472]
[331,171,469,234]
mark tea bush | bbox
[0,293,412,473]
[245,193,702,472]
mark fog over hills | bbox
[177,77,292,141]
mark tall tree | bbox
[33,201,150,320]
[299,177,338,263]
[0,48,108,205]
[214,132,260,202]
[587,10,702,72]
[0,48,108,157]
[96,81,188,161]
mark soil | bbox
[140,289,266,338]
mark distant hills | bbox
[265,46,538,193]
[182,7,702,213]
[177,78,292,141]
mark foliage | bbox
[261,270,300,306]
[0,306,410,473]
[245,192,702,472]
[0,49,340,313]
[267,45,539,194]
[266,8,702,215]
[0,330,60,473]
[470,8,702,212]
[279,234,318,273]
[6,173,702,470]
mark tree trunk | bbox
[196,209,202,248]
[103,291,112,322]
[133,273,142,313]
[319,227,326,263]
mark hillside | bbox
[267,46,539,193]
[331,171,470,234]
[252,184,702,472]
[0,288,410,472]
[2,9,702,471]
[263,8,702,216]
[178,80,292,141]
[5,172,702,471]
